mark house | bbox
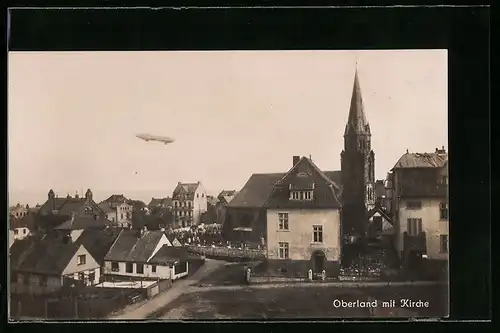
[36,189,104,232]
[263,156,342,278]
[10,236,102,294]
[224,167,341,246]
[215,190,238,225]
[389,147,448,278]
[100,194,133,228]
[172,182,207,228]
[103,228,172,280]
[53,214,110,242]
[74,228,122,281]
[148,245,189,280]
[10,203,29,218]
[9,214,35,241]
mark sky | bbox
[8,50,448,206]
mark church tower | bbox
[340,68,375,237]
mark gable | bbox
[147,234,170,262]
[62,244,100,275]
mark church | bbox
[224,69,376,277]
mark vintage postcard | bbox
[8,50,449,320]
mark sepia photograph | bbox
[8,50,449,320]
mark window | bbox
[121,213,124,219]
[407,201,422,209]
[313,225,323,243]
[290,191,313,201]
[111,262,119,272]
[278,213,289,230]
[202,194,204,198]
[89,270,95,284]
[126,213,130,219]
[79,272,85,280]
[24,229,28,234]
[77,254,86,265]
[126,263,133,273]
[136,263,144,274]
[439,202,448,220]
[407,218,423,236]
[40,276,48,287]
[197,194,199,198]
[188,202,192,209]
[278,242,289,259]
[175,202,178,208]
[14,230,18,235]
[440,235,449,253]
[152,265,157,273]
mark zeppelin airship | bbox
[136,133,175,145]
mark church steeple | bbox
[344,68,370,137]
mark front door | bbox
[311,250,326,275]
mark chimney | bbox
[293,156,300,167]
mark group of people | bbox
[165,224,263,250]
[167,224,225,246]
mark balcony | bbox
[399,184,448,198]
[403,231,427,253]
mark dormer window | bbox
[290,190,313,201]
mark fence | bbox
[186,245,265,261]
[10,286,146,319]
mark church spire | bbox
[344,67,370,136]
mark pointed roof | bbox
[344,68,370,136]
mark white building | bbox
[389,147,448,279]
[172,181,208,228]
[103,227,189,281]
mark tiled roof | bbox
[104,194,128,204]
[75,228,122,265]
[98,203,115,214]
[392,152,448,169]
[148,245,188,265]
[104,230,165,263]
[148,197,173,208]
[38,198,68,215]
[54,216,110,231]
[227,168,342,209]
[173,183,200,197]
[127,199,147,209]
[265,157,342,209]
[226,173,285,208]
[10,237,85,275]
[217,190,237,199]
